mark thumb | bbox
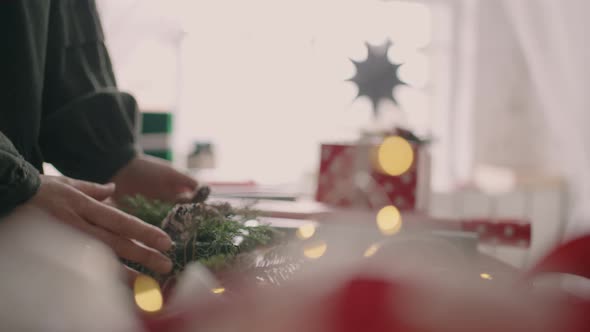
[171,172,198,193]
[69,179,116,201]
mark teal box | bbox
[144,149,173,161]
[140,112,173,161]
[141,112,173,134]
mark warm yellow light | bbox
[296,223,316,240]
[134,275,163,313]
[303,241,327,259]
[211,287,226,294]
[480,273,493,280]
[363,243,381,257]
[376,205,402,236]
[377,136,414,176]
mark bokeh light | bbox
[377,136,414,176]
[480,273,493,281]
[363,243,381,257]
[303,241,328,259]
[376,205,402,236]
[233,235,244,246]
[211,287,226,294]
[296,223,317,240]
[134,275,163,313]
[244,219,260,227]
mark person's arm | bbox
[39,0,138,184]
[40,90,139,184]
[0,131,41,216]
[40,1,196,203]
[0,2,48,216]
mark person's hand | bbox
[111,155,198,203]
[28,175,173,274]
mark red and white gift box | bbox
[315,140,430,212]
[403,213,532,248]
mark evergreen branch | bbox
[119,194,281,279]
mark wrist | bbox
[78,144,138,185]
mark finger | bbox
[102,197,118,208]
[68,178,116,201]
[122,265,141,287]
[144,154,198,192]
[56,211,171,274]
[170,174,198,203]
[86,223,173,274]
[171,172,198,193]
[81,199,173,252]
[174,191,194,204]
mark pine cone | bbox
[161,204,201,243]
[192,186,211,203]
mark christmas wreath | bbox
[119,187,283,282]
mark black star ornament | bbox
[348,40,406,117]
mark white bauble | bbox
[0,207,142,332]
[167,262,219,310]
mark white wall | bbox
[99,0,441,186]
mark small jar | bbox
[187,142,215,169]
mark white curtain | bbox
[502,0,590,237]
[459,0,590,237]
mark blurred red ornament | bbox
[330,278,414,332]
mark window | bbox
[99,0,455,190]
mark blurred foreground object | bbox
[141,227,590,332]
[429,167,567,267]
[0,207,141,332]
[0,206,588,332]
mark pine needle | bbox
[119,195,281,279]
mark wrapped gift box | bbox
[461,218,531,247]
[140,112,173,161]
[315,140,430,212]
[401,213,531,247]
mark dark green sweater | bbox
[0,0,139,215]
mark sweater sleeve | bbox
[39,0,139,183]
[0,131,41,216]
[40,90,139,183]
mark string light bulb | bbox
[364,243,381,257]
[377,136,414,176]
[211,287,226,294]
[303,241,328,259]
[296,223,316,240]
[480,273,493,281]
[376,205,403,235]
[134,275,164,313]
